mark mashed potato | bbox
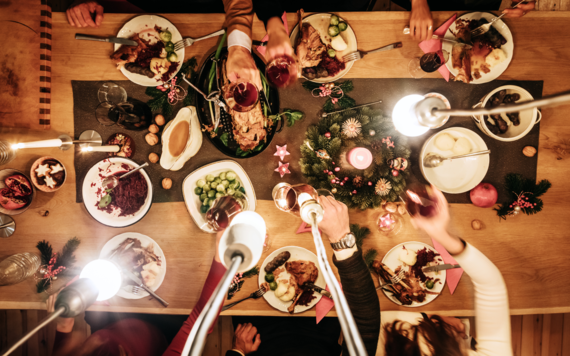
[486,48,507,68]
[399,248,417,266]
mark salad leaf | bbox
[220,132,229,147]
[98,194,112,209]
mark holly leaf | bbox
[220,132,229,147]
[339,80,354,93]
[302,81,321,91]
[323,99,335,113]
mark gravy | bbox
[169,121,190,157]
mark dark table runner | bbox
[73,78,542,205]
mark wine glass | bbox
[98,82,127,108]
[401,183,439,217]
[206,193,249,231]
[408,50,450,79]
[272,183,319,216]
[224,80,259,112]
[265,54,298,88]
[95,101,151,130]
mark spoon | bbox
[423,150,491,168]
[101,162,149,190]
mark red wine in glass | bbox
[266,55,298,88]
[419,50,449,73]
[206,195,244,231]
[225,81,259,113]
[404,184,438,217]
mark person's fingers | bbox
[517,1,536,9]
[252,333,261,351]
[246,326,258,340]
[419,22,427,42]
[73,6,89,27]
[431,185,449,215]
[94,4,104,27]
[79,5,97,27]
[66,9,76,26]
[235,324,244,336]
[68,9,82,27]
[411,24,419,41]
[502,8,525,17]
[426,21,434,41]
[227,72,239,82]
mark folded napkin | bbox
[316,284,339,324]
[296,221,321,234]
[418,14,457,82]
[255,12,289,57]
[431,238,463,294]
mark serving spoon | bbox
[423,150,491,168]
[101,162,149,190]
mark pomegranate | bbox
[0,188,28,210]
[470,182,498,208]
[5,175,32,197]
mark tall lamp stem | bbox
[310,213,368,356]
[1,307,66,356]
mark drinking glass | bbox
[206,193,249,231]
[408,50,450,79]
[272,183,319,216]
[96,101,151,130]
[376,212,402,235]
[224,80,259,112]
[265,54,298,88]
[98,82,127,108]
[401,183,439,217]
[0,141,17,166]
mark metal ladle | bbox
[101,162,149,190]
[423,150,491,168]
[182,75,226,130]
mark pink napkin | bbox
[255,12,289,57]
[418,14,457,82]
[296,221,321,234]
[431,238,463,294]
[316,284,340,324]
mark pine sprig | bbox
[494,173,552,219]
[242,265,259,278]
[303,80,356,112]
[350,224,371,248]
[36,240,53,265]
[36,237,81,293]
[363,249,378,271]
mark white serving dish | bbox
[443,12,513,84]
[182,160,257,233]
[259,246,325,314]
[472,85,542,142]
[114,15,184,86]
[381,241,446,307]
[99,232,166,300]
[82,157,153,228]
[420,127,490,194]
[290,12,357,83]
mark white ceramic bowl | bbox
[420,127,490,194]
[472,85,541,142]
[182,160,257,233]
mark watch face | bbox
[345,233,356,247]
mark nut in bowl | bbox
[30,156,67,192]
[0,169,35,215]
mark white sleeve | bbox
[454,243,513,356]
[227,29,251,52]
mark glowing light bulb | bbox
[392,94,430,137]
[79,259,122,301]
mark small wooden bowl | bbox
[30,156,67,193]
[0,169,36,216]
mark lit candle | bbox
[347,147,373,170]
[12,139,63,150]
[81,145,121,153]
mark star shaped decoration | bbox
[274,144,290,161]
[44,175,56,188]
[275,161,290,178]
[35,164,51,177]
[379,213,395,228]
[50,163,64,174]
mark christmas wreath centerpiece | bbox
[300,107,411,210]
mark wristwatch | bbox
[330,232,356,251]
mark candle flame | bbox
[357,155,363,161]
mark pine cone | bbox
[371,141,383,151]
[353,176,363,187]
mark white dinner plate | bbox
[420,127,490,194]
[381,242,446,307]
[114,15,184,86]
[82,157,153,228]
[443,12,513,84]
[182,160,257,233]
[290,13,357,83]
[99,232,166,299]
[259,246,325,313]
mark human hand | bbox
[66,0,104,28]
[410,0,433,41]
[318,196,351,244]
[226,46,262,90]
[47,291,75,333]
[502,0,535,17]
[265,17,294,62]
[437,316,468,339]
[233,323,261,355]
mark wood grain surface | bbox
[0,11,569,318]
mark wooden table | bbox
[1,11,570,317]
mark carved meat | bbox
[285,260,318,294]
[452,45,473,84]
[470,40,492,80]
[110,34,146,69]
[295,10,326,69]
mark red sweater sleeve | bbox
[163,259,227,356]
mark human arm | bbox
[66,0,104,28]
[411,186,512,356]
[502,0,536,18]
[48,292,85,356]
[319,196,380,356]
[162,232,228,356]
[409,0,433,41]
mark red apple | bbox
[470,183,498,208]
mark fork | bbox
[221,288,266,311]
[174,29,226,51]
[376,269,406,291]
[132,285,140,295]
[470,1,528,37]
[343,42,403,63]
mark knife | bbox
[121,268,169,307]
[75,34,138,46]
[422,264,461,273]
[306,283,332,299]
